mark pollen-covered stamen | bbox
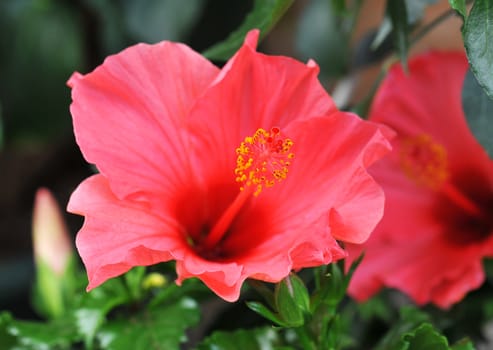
[235,127,295,196]
[400,133,484,218]
[201,127,294,250]
[399,134,449,189]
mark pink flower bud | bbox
[32,188,72,275]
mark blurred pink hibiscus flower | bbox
[347,52,493,308]
[67,30,391,301]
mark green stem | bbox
[247,280,276,310]
[409,8,457,46]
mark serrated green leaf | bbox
[202,0,294,60]
[449,0,467,18]
[400,323,449,350]
[196,327,282,350]
[74,278,132,347]
[387,0,410,69]
[464,0,493,99]
[462,68,493,157]
[374,306,431,350]
[6,317,79,350]
[74,308,105,349]
[97,298,199,350]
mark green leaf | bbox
[246,301,288,327]
[0,312,17,349]
[400,323,449,350]
[462,68,493,157]
[463,0,493,99]
[374,306,431,350]
[6,317,79,349]
[451,338,476,350]
[124,266,146,301]
[74,278,132,348]
[149,277,211,308]
[387,0,410,69]
[97,297,199,350]
[202,0,294,61]
[275,274,310,327]
[373,0,436,52]
[371,0,435,63]
[196,327,283,350]
[449,0,467,18]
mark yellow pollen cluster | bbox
[235,127,294,196]
[399,133,449,189]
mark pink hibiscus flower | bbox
[67,30,392,302]
[347,52,493,308]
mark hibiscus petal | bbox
[68,175,186,290]
[68,41,219,199]
[366,158,442,242]
[239,213,347,281]
[175,255,243,302]
[349,51,493,308]
[348,234,486,308]
[187,30,337,185]
[270,113,393,244]
[369,52,490,174]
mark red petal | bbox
[187,31,337,185]
[68,175,186,290]
[270,113,393,244]
[69,41,219,200]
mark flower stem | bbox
[409,9,457,47]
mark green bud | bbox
[32,188,76,319]
[275,274,310,327]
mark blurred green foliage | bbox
[0,0,82,145]
[0,0,232,147]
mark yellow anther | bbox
[399,133,449,189]
[234,127,294,196]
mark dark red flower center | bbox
[437,170,493,245]
[176,127,294,260]
[399,133,493,245]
